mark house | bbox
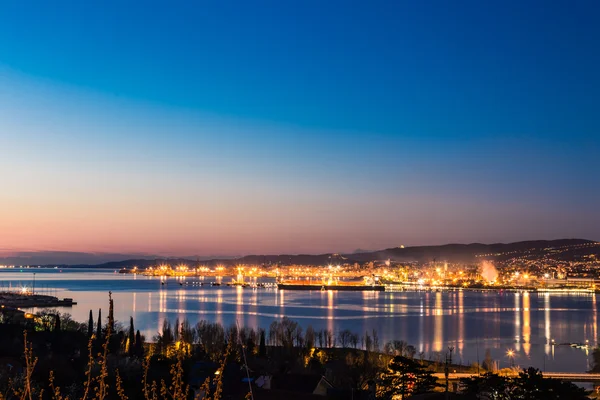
[190,361,251,400]
[253,373,335,398]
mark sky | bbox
[0,1,599,260]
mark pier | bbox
[0,292,76,308]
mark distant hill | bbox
[32,238,598,268]
[0,252,235,268]
[349,239,597,263]
[57,254,341,269]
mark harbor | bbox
[0,292,76,308]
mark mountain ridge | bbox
[3,238,596,268]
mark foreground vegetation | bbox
[0,294,593,399]
[460,368,589,400]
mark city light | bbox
[113,241,600,293]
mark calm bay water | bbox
[1,268,597,373]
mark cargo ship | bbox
[277,281,385,291]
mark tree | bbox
[363,331,373,352]
[317,330,324,348]
[54,314,61,332]
[34,310,82,332]
[268,317,299,349]
[384,341,393,355]
[460,369,589,400]
[512,367,589,400]
[258,329,266,357]
[35,309,58,331]
[338,329,353,348]
[372,329,380,353]
[88,310,94,338]
[482,348,495,372]
[173,318,180,343]
[128,316,135,357]
[195,320,226,360]
[460,372,512,400]
[592,347,600,372]
[341,348,385,391]
[96,308,102,339]
[294,325,304,347]
[377,356,438,400]
[384,340,408,356]
[246,332,256,355]
[180,319,196,345]
[405,345,417,359]
[325,329,335,348]
[107,291,114,333]
[350,333,359,349]
[305,325,315,349]
[154,319,174,356]
[135,330,144,358]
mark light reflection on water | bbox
[523,292,531,356]
[1,268,598,373]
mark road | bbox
[434,372,600,383]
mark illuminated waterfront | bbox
[1,268,598,373]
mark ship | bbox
[277,282,385,291]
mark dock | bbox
[0,292,77,308]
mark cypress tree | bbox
[88,310,94,338]
[246,336,255,356]
[108,291,115,333]
[96,308,102,339]
[128,316,135,357]
[54,314,61,332]
[259,330,266,357]
[135,330,144,358]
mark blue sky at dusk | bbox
[0,1,598,257]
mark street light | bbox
[507,349,515,367]
[444,346,454,393]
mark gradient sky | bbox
[0,1,599,257]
